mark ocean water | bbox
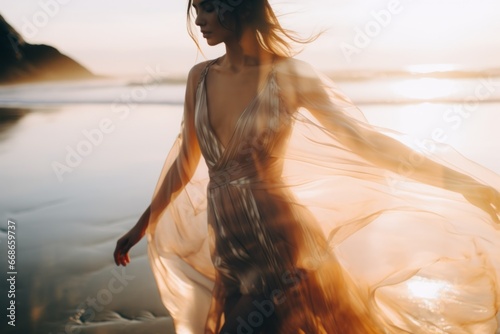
[1,73,498,169]
[1,72,500,106]
[0,73,499,333]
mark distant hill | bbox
[0,14,95,85]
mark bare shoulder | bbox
[274,57,317,109]
[186,60,213,90]
[275,57,315,77]
[183,59,217,112]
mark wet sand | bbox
[0,102,499,333]
[0,105,181,334]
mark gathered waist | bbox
[208,158,282,189]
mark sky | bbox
[1,0,500,77]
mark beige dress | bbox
[147,57,500,333]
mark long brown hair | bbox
[186,0,319,57]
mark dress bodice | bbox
[194,58,292,189]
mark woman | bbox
[114,1,500,333]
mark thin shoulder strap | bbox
[197,57,220,87]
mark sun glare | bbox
[392,78,457,100]
[407,64,459,74]
[372,103,445,140]
[407,276,450,300]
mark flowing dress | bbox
[146,57,500,333]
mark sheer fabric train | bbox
[146,58,500,333]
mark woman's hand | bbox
[114,206,150,266]
[461,184,500,224]
[114,224,145,266]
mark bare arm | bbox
[289,60,499,222]
[114,62,206,266]
[147,64,203,217]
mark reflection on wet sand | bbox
[0,107,28,139]
[0,105,178,334]
[0,99,498,333]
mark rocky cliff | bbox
[0,14,94,84]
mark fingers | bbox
[486,206,500,224]
[492,190,500,212]
[491,200,500,224]
[466,186,500,224]
[113,225,145,266]
[486,188,500,223]
[482,199,499,224]
[117,253,130,267]
[114,237,131,266]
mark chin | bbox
[206,38,222,46]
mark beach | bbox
[0,103,180,333]
[1,75,500,333]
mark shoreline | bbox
[1,96,499,333]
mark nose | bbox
[195,12,204,27]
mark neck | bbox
[221,27,274,71]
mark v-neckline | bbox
[203,58,275,151]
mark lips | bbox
[201,31,211,37]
